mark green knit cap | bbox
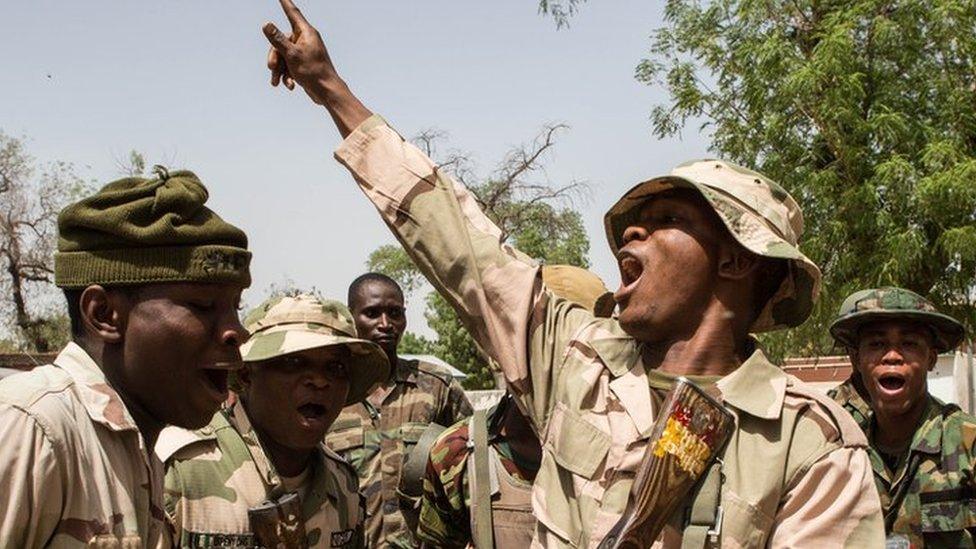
[54,167,251,289]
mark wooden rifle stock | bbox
[599,378,735,549]
[248,491,308,548]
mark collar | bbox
[55,342,139,432]
[715,349,788,420]
[909,397,944,455]
[393,357,419,385]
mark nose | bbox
[377,313,392,330]
[221,311,249,348]
[304,367,331,389]
[880,347,904,365]
[621,225,649,246]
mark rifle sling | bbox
[470,408,495,548]
[681,461,723,549]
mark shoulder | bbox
[410,359,458,388]
[935,401,976,453]
[321,445,361,494]
[0,364,74,411]
[428,420,473,477]
[785,376,868,448]
[156,412,226,464]
[0,365,84,450]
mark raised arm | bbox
[261,0,592,427]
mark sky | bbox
[1,1,710,337]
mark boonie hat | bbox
[604,159,821,332]
[241,294,390,404]
[830,287,965,353]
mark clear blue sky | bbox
[1,1,710,336]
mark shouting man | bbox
[159,294,388,548]
[261,2,884,546]
[828,287,974,547]
[0,168,251,547]
[325,273,472,547]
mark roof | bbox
[400,353,467,380]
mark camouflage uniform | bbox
[334,116,884,547]
[325,357,473,548]
[159,403,365,548]
[418,396,538,548]
[0,343,170,547]
[828,287,974,547]
[159,294,389,548]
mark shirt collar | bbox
[54,342,139,432]
[716,348,788,420]
[909,396,944,455]
[394,357,418,385]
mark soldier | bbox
[827,287,974,547]
[261,1,884,546]
[417,266,614,548]
[325,272,473,548]
[158,294,387,548]
[0,168,250,547]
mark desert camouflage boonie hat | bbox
[604,159,822,332]
[240,294,390,405]
[830,287,965,353]
[541,264,615,318]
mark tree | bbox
[368,126,591,388]
[538,0,588,28]
[641,0,976,359]
[0,132,90,351]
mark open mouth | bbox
[618,254,644,288]
[200,368,229,402]
[878,374,906,392]
[297,402,329,429]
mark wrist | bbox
[307,74,349,106]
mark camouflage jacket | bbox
[334,116,884,548]
[325,356,473,548]
[417,404,537,548]
[831,377,976,546]
[158,402,365,548]
[0,342,170,548]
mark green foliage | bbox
[538,0,587,28]
[368,126,591,388]
[643,0,976,359]
[398,331,435,355]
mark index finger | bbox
[278,0,309,31]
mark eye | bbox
[187,300,215,312]
[326,362,348,380]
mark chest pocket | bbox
[548,403,611,479]
[85,534,142,548]
[919,488,976,533]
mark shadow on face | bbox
[239,347,351,450]
[86,282,247,430]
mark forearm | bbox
[305,75,372,139]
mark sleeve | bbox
[417,449,471,548]
[335,116,592,430]
[769,447,885,547]
[0,404,65,548]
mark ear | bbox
[717,245,759,281]
[79,286,129,344]
[927,349,938,372]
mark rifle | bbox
[248,491,309,548]
[599,377,735,549]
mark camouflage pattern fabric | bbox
[0,343,170,547]
[334,115,884,547]
[418,401,536,548]
[828,376,873,432]
[830,286,966,353]
[831,381,976,546]
[325,357,473,548]
[158,402,365,548]
[240,293,390,404]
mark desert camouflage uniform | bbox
[334,115,884,547]
[326,357,473,548]
[832,379,976,546]
[0,342,170,548]
[159,402,365,548]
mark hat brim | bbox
[603,176,822,332]
[241,329,390,405]
[830,310,966,353]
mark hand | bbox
[262,0,337,103]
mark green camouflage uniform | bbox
[828,287,973,547]
[326,357,473,548]
[159,294,390,548]
[832,382,976,547]
[334,115,884,547]
[159,403,365,548]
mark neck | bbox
[242,403,314,477]
[874,396,928,451]
[386,351,399,380]
[94,342,164,448]
[641,305,750,377]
